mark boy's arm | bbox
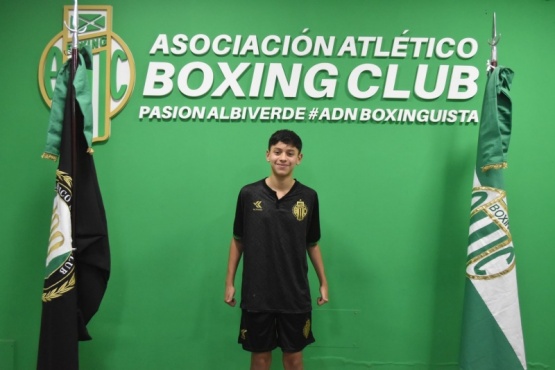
[307,243,329,306]
[224,237,243,307]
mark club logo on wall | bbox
[38,5,135,143]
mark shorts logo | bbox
[240,329,248,340]
[38,5,135,143]
[292,200,308,221]
[303,319,311,339]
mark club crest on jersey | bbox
[292,200,308,221]
[38,5,135,143]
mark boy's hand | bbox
[224,285,237,307]
[317,285,329,306]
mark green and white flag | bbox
[460,66,526,370]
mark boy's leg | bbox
[238,310,278,369]
[282,351,303,370]
[251,352,272,370]
[275,311,315,353]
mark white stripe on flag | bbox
[469,216,492,235]
[472,270,526,368]
[467,229,506,255]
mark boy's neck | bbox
[265,175,295,193]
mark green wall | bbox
[1,0,554,369]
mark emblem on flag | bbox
[466,185,515,280]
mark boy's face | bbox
[266,141,303,178]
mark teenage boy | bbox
[225,129,328,370]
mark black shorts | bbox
[238,310,315,353]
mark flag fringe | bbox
[482,162,507,172]
[42,153,59,161]
[42,149,93,161]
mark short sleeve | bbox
[232,190,244,239]
[306,192,321,246]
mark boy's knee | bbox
[282,351,303,370]
[251,352,272,370]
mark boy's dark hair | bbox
[268,129,303,152]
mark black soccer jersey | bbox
[233,179,321,313]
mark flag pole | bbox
[38,3,111,367]
[488,12,500,71]
[461,13,526,369]
[65,0,81,236]
[71,0,78,233]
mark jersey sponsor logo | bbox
[38,5,135,143]
[292,200,308,221]
[253,200,263,211]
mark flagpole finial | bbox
[488,12,501,71]
[63,0,87,53]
